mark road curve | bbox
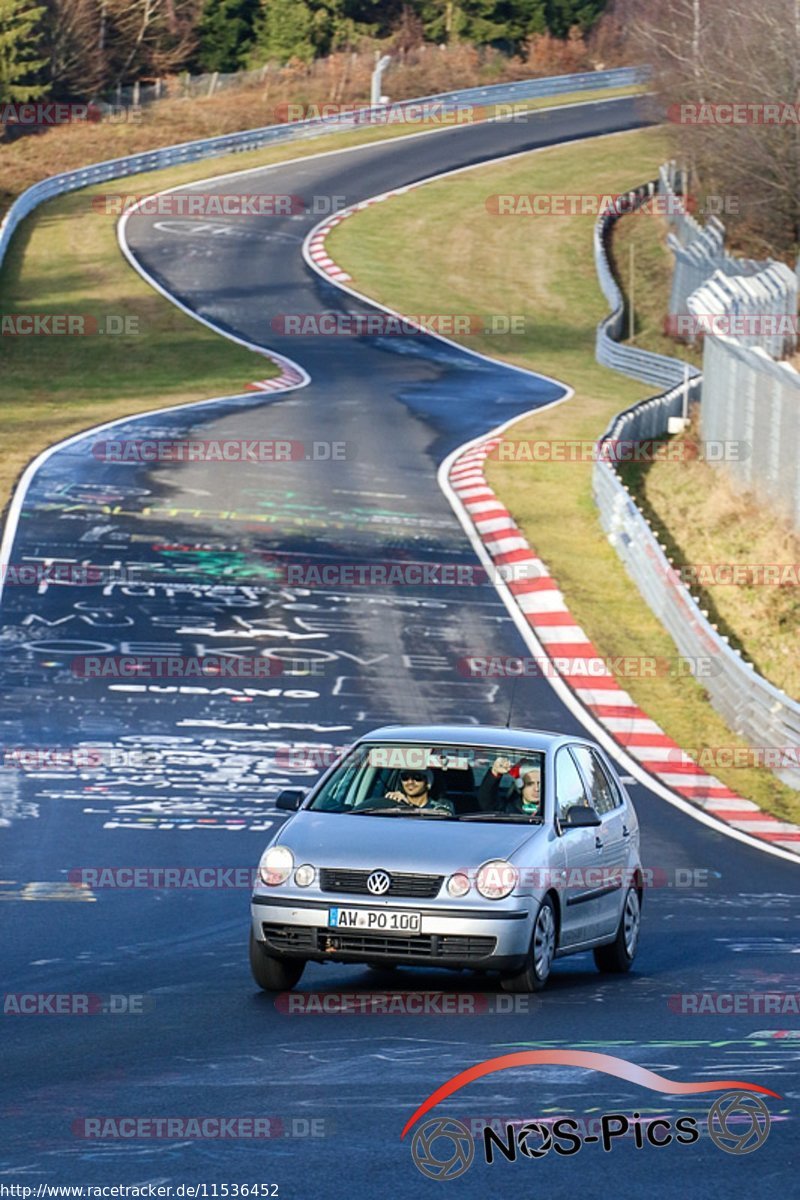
[1,97,797,1196]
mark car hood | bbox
[273,810,542,873]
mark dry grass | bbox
[621,412,800,699]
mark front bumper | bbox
[251,893,533,970]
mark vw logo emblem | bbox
[411,1118,474,1179]
[707,1091,771,1155]
[366,870,391,896]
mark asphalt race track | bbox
[1,96,798,1197]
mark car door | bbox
[554,746,608,947]
[570,745,627,938]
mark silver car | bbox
[249,725,643,993]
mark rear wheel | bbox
[593,886,640,973]
[501,894,557,993]
[249,928,305,991]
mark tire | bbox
[501,894,557,993]
[593,886,641,973]
[249,928,305,991]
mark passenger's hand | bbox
[491,756,511,777]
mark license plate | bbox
[328,907,421,934]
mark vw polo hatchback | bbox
[250,725,643,992]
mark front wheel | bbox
[249,928,305,991]
[501,894,557,993]
[593,886,640,973]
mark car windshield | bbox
[308,742,544,820]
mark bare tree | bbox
[42,0,106,97]
[630,0,800,253]
[105,0,201,82]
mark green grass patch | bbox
[327,125,800,824]
[0,85,644,520]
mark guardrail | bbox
[592,179,800,788]
[594,179,701,388]
[0,65,647,274]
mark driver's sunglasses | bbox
[400,770,426,782]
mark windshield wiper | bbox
[351,806,455,818]
[457,812,542,822]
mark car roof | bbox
[357,724,596,755]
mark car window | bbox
[570,746,620,815]
[555,748,590,821]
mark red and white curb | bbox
[247,362,307,393]
[305,193,403,284]
[449,438,800,854]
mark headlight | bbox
[294,863,315,887]
[476,859,518,900]
[447,872,471,898]
[259,846,294,886]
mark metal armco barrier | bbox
[0,66,647,273]
[592,176,800,789]
[594,179,700,388]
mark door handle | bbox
[622,825,630,838]
[595,836,603,850]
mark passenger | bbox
[477,756,542,816]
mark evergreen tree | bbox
[545,0,606,39]
[196,0,259,71]
[0,0,46,102]
[247,0,315,64]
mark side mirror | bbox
[561,804,601,829]
[275,788,307,812]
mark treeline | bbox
[0,0,611,102]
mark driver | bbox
[382,767,455,816]
[477,756,542,816]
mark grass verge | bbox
[327,125,800,823]
[0,85,643,523]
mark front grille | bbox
[315,930,496,961]
[319,868,443,898]
[260,924,497,962]
[261,923,317,953]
